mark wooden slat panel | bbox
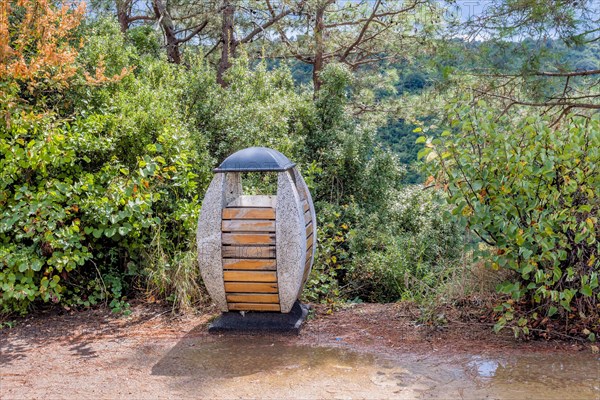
[223,259,276,270]
[228,303,281,312]
[302,200,309,213]
[223,270,277,282]
[222,233,275,245]
[222,246,275,259]
[225,282,278,293]
[304,210,311,225]
[226,293,279,303]
[223,208,275,220]
[305,223,313,238]
[222,220,275,232]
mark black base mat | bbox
[208,301,309,335]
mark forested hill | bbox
[285,38,600,183]
[377,40,600,183]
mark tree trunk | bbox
[312,4,326,93]
[153,0,181,64]
[217,0,236,87]
[116,0,130,32]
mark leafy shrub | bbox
[299,64,465,305]
[0,11,210,314]
[346,186,464,302]
[302,202,354,303]
[185,55,313,164]
[422,102,599,338]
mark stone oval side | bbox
[275,171,306,313]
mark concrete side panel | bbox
[197,173,228,312]
[292,167,317,283]
[276,171,305,313]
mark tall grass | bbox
[144,227,208,313]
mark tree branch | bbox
[340,0,381,63]
[239,4,297,45]
[176,20,208,44]
[128,15,155,23]
[534,69,600,77]
[474,88,600,110]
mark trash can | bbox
[197,147,316,313]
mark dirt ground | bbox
[1,302,598,399]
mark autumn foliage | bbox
[1,0,84,86]
[0,0,128,113]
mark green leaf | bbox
[580,285,592,297]
[31,260,43,272]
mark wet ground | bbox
[151,336,600,399]
[1,303,599,399]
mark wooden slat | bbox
[302,264,311,283]
[306,234,313,251]
[228,303,281,312]
[223,208,275,220]
[227,195,276,208]
[305,223,313,238]
[222,246,275,259]
[226,293,279,303]
[223,270,277,282]
[222,220,275,232]
[223,259,276,270]
[225,282,278,293]
[302,200,309,213]
[222,233,275,245]
[302,256,312,284]
[304,210,311,225]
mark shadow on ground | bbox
[0,303,175,365]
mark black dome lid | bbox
[214,147,296,172]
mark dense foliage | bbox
[1,0,598,341]
[421,102,599,338]
[0,7,209,313]
[2,3,442,314]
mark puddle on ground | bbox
[151,336,600,399]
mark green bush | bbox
[302,202,354,303]
[0,17,211,314]
[422,102,599,338]
[185,55,313,164]
[345,186,465,302]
